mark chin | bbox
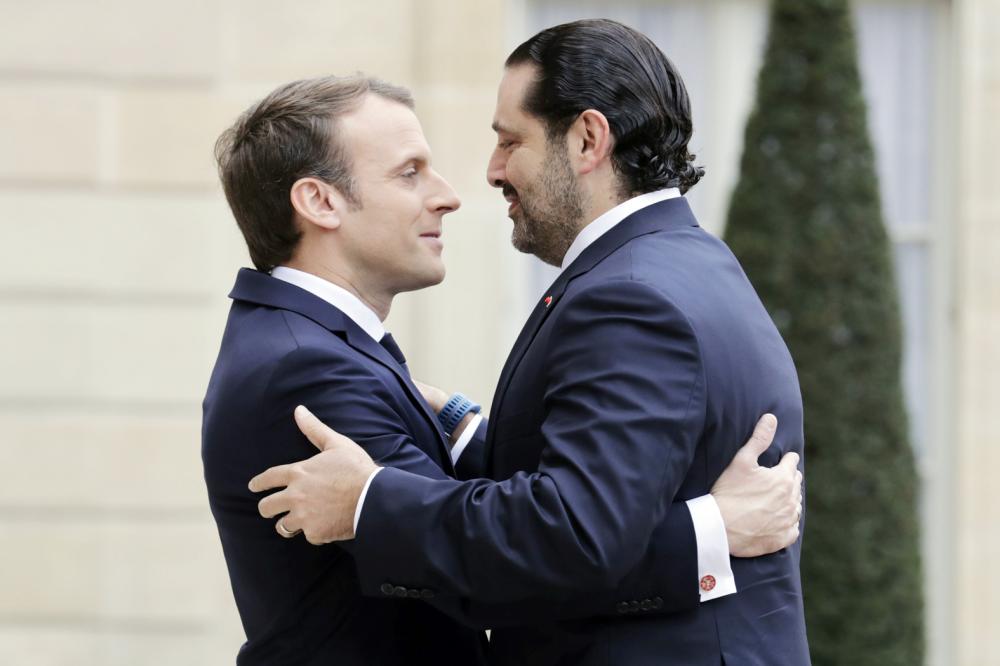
[425,267,446,286]
[510,229,533,256]
[400,266,446,293]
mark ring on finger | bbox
[277,520,300,538]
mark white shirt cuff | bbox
[450,414,484,465]
[352,467,383,536]
[686,494,737,602]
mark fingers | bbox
[793,470,803,521]
[260,490,303,539]
[257,488,290,519]
[776,450,800,474]
[786,522,800,547]
[248,463,295,493]
[771,518,801,554]
[276,515,302,539]
[736,414,778,465]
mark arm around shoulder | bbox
[346,280,708,604]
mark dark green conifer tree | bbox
[722,0,924,663]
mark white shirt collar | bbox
[270,266,386,342]
[560,188,682,273]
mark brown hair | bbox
[214,75,414,271]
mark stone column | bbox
[954,0,1000,663]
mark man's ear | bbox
[567,109,613,176]
[289,177,344,231]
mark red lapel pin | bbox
[544,295,553,307]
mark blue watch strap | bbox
[438,393,481,435]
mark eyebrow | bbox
[491,121,515,135]
[389,153,428,171]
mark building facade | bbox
[0,0,995,663]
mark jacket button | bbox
[629,600,640,612]
[640,599,653,611]
[407,589,421,599]
[393,586,408,598]
[653,597,664,609]
[421,589,435,599]
[380,583,394,596]
[616,601,630,614]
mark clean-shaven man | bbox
[251,19,810,666]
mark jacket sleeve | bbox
[266,344,456,482]
[425,500,697,629]
[345,279,707,604]
[274,346,696,628]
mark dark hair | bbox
[506,19,704,196]
[214,75,414,271]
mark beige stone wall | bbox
[954,0,1000,664]
[0,1,521,663]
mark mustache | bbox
[502,184,518,199]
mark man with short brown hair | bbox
[204,75,491,664]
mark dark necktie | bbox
[379,333,409,375]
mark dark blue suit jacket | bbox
[202,268,704,664]
[349,198,811,665]
[202,270,488,665]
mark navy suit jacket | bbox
[202,270,487,665]
[202,268,704,664]
[349,198,811,665]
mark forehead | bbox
[338,94,429,167]
[492,64,542,134]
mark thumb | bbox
[294,405,338,451]
[737,413,778,465]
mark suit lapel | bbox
[485,197,700,449]
[344,331,455,472]
[230,268,455,473]
[486,274,568,437]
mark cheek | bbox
[507,153,539,190]
[366,198,420,241]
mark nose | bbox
[486,147,506,189]
[429,170,461,214]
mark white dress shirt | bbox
[272,266,385,339]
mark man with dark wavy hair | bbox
[251,19,810,665]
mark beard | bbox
[508,139,585,267]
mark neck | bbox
[284,256,392,321]
[580,184,626,233]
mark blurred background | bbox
[0,0,996,664]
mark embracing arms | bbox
[249,282,801,623]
